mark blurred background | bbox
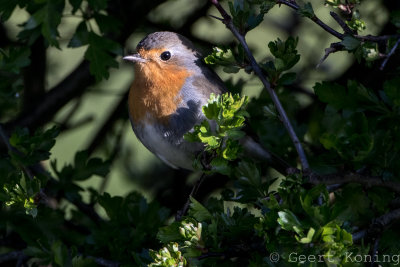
[0,0,393,213]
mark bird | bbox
[123,31,275,170]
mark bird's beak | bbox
[123,53,147,63]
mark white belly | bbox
[133,122,199,170]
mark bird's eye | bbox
[160,51,171,61]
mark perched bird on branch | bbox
[124,32,279,170]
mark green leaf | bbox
[69,0,83,14]
[247,12,264,31]
[298,2,314,18]
[277,209,303,233]
[297,227,315,243]
[68,21,89,48]
[204,47,236,66]
[9,126,59,166]
[51,240,70,267]
[278,72,297,85]
[222,65,241,73]
[94,13,122,34]
[0,46,31,74]
[300,184,330,224]
[268,37,300,72]
[52,150,110,182]
[157,222,184,243]
[0,1,19,21]
[226,129,246,140]
[189,197,212,221]
[85,32,121,81]
[341,35,361,51]
[236,160,261,187]
[25,0,65,47]
[346,10,366,32]
[314,82,349,109]
[222,139,241,160]
[210,157,231,175]
[87,0,108,11]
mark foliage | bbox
[184,93,249,174]
[1,0,400,266]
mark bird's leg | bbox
[175,173,206,221]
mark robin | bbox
[123,31,273,170]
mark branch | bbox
[380,37,400,71]
[23,36,46,111]
[276,0,400,43]
[210,0,310,171]
[329,11,354,35]
[176,173,206,221]
[276,0,344,40]
[308,172,400,194]
[316,42,344,68]
[5,61,95,132]
[0,251,27,266]
[353,208,400,242]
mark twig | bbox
[176,173,206,221]
[208,14,224,21]
[352,229,367,242]
[353,208,400,242]
[380,37,400,71]
[0,251,27,265]
[276,0,400,43]
[372,208,400,229]
[308,172,400,194]
[316,42,344,68]
[369,237,380,267]
[329,11,354,34]
[210,0,310,171]
[354,34,400,43]
[276,0,344,40]
[5,61,95,132]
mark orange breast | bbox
[128,60,192,124]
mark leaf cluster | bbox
[184,93,249,174]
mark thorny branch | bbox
[353,208,400,242]
[329,11,354,35]
[380,37,400,70]
[277,0,344,39]
[276,0,400,43]
[0,251,27,266]
[308,172,400,194]
[210,0,310,171]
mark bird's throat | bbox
[129,62,191,124]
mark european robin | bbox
[123,31,272,170]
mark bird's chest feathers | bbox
[129,62,191,124]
